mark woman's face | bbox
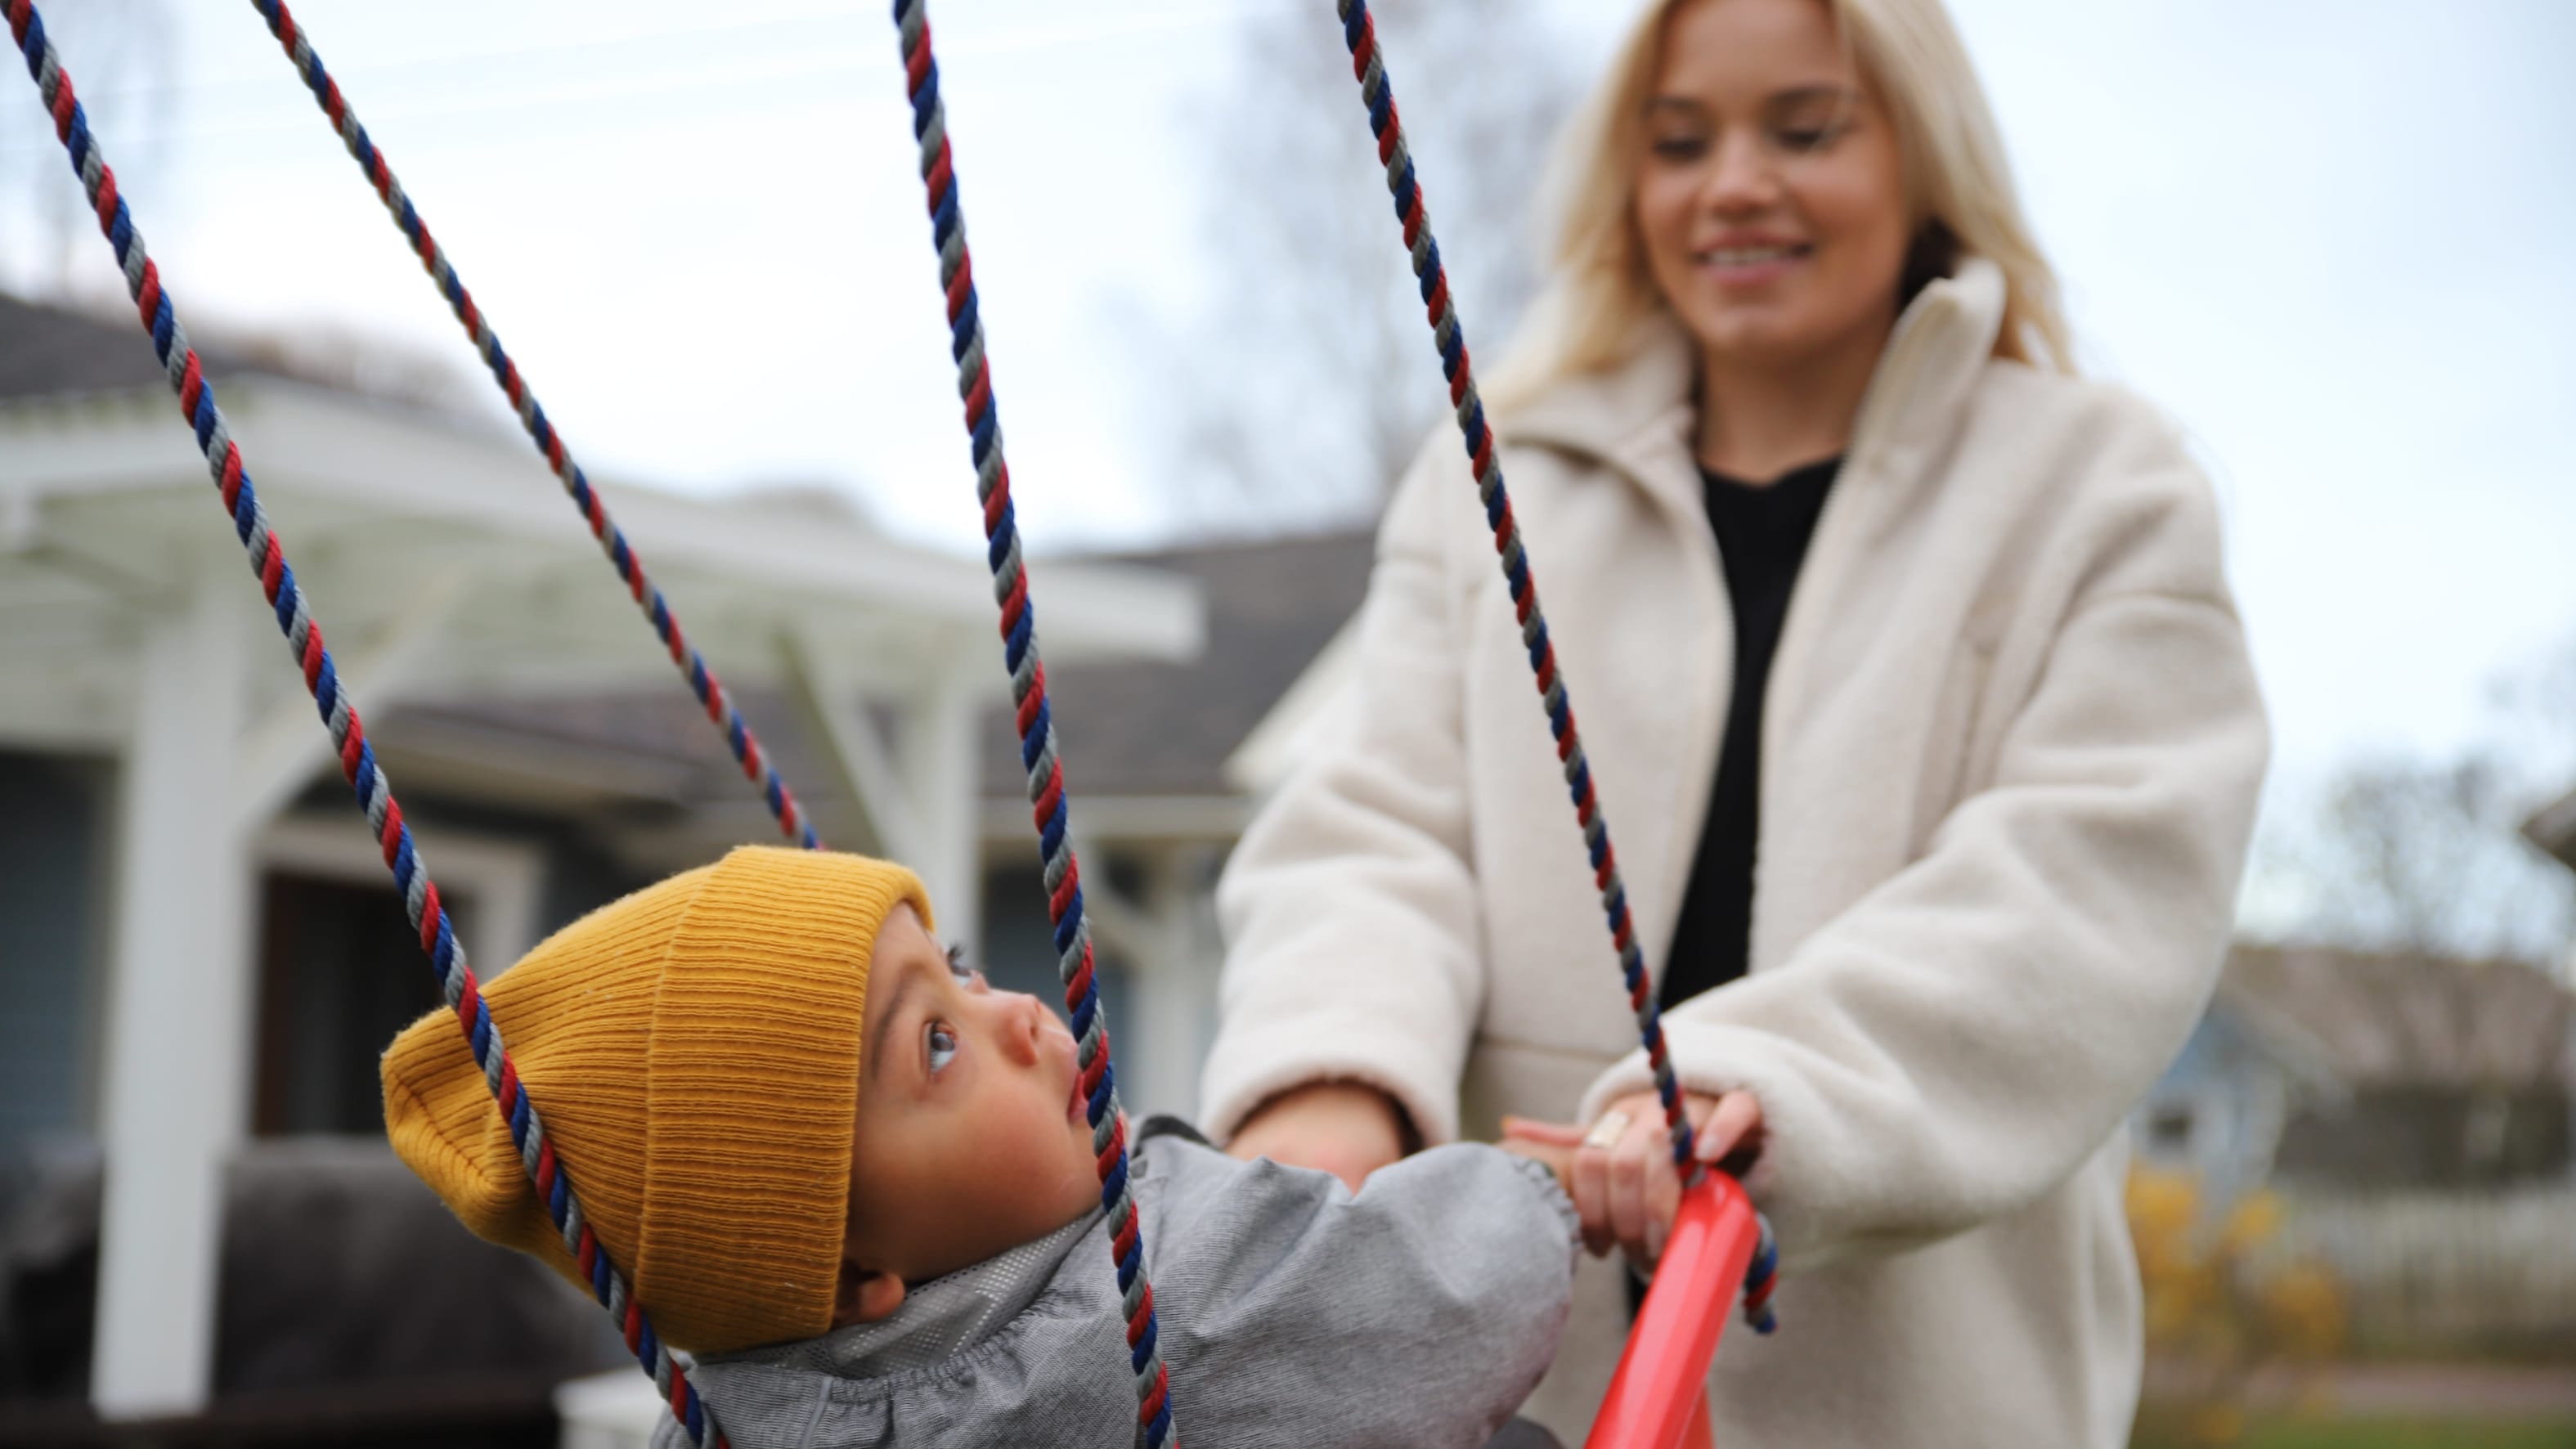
[1633,0,1912,370]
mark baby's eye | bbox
[945,944,988,991]
[926,1021,959,1074]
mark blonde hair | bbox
[1492,0,2071,406]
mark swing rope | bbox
[179,0,1172,1439]
[886,2,1175,1442]
[16,0,1757,1429]
[246,0,1177,1437]
[246,0,821,855]
[1331,0,1777,1333]
[2,5,729,1443]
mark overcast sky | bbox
[5,0,2573,866]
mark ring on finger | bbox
[1583,1110,1632,1151]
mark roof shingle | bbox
[981,531,1373,800]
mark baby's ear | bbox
[832,1262,907,1327]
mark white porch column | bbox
[899,650,982,948]
[780,630,982,939]
[92,568,255,1418]
[1137,846,1221,1120]
[1079,845,1221,1119]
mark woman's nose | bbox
[1702,132,1777,213]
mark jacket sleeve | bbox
[1142,1132,1578,1449]
[1199,438,1488,1146]
[1581,450,2269,1272]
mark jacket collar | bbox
[702,1209,1099,1379]
[1497,257,2008,505]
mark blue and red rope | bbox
[1332,0,1776,1333]
[247,0,817,854]
[886,2,1174,1442]
[4,5,727,1440]
[236,0,1172,1435]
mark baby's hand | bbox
[1501,1092,1762,1269]
[1498,1131,1577,1195]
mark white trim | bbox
[229,562,478,833]
[255,814,545,978]
[0,379,1205,665]
[92,569,253,1419]
[1066,842,1221,1119]
[977,792,1252,848]
[782,626,931,859]
[1223,613,1360,797]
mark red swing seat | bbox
[1587,1173,1766,1449]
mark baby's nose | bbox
[1005,991,1048,1058]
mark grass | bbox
[2134,1415,2576,1449]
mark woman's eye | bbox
[927,1021,959,1074]
[1649,133,1707,161]
[1775,123,1840,152]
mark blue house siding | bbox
[2135,1010,2296,1202]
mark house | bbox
[2140,944,2575,1193]
[2530,785,2576,985]
[0,292,1205,1430]
[2137,943,2576,1350]
[2529,785,2576,876]
[970,529,1376,1118]
[548,529,1381,1448]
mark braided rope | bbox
[1333,0,1777,1333]
[4,7,731,1439]
[245,0,818,852]
[886,2,1174,1442]
[245,0,1178,1423]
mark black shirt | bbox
[1658,455,1842,1012]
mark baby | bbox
[383,846,1578,1448]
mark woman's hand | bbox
[1227,1080,1411,1191]
[1502,1088,1763,1268]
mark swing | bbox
[6,2,1775,1444]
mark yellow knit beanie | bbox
[380,846,931,1355]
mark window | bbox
[2274,1087,2571,1190]
[249,818,542,1135]
[2148,1104,2196,1155]
[253,872,460,1135]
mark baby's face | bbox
[841,906,1102,1287]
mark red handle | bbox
[1582,1173,1761,1449]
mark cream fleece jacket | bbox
[1199,259,2269,1446]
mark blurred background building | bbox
[3,1,2574,1446]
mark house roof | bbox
[0,290,490,424]
[2528,786,2576,873]
[0,292,263,404]
[981,531,1375,801]
[2,293,1200,826]
[5,289,1361,847]
[2218,944,2575,1091]
[334,530,1372,864]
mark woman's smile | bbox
[1695,231,1813,289]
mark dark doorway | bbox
[251,874,460,1137]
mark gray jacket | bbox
[655,1120,1577,1448]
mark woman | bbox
[1200,0,2268,1442]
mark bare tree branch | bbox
[2258,632,2576,972]
[0,0,177,301]
[1132,0,1580,538]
